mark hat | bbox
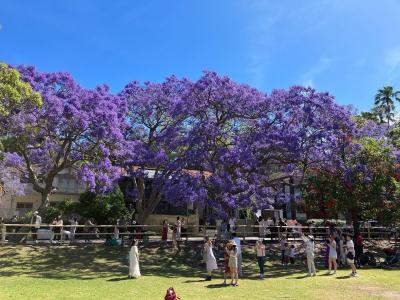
[33,211,38,215]
[307,235,314,240]
[228,240,237,247]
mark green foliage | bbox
[374,86,400,125]
[38,198,78,223]
[76,187,129,224]
[303,138,399,225]
[0,63,42,117]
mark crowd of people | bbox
[0,212,380,284]
[201,233,358,286]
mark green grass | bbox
[0,243,399,300]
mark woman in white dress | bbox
[128,240,141,278]
[204,237,218,281]
[228,240,239,286]
[327,234,338,274]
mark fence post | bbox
[368,227,371,240]
[1,225,6,243]
[243,225,246,241]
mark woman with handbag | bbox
[344,234,358,277]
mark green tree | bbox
[374,86,400,125]
[303,138,399,230]
[77,187,129,224]
[0,63,42,117]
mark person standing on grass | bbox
[301,233,316,276]
[354,233,364,268]
[171,222,180,251]
[175,217,182,241]
[70,218,78,241]
[289,244,296,265]
[161,219,168,246]
[324,238,330,269]
[223,241,231,285]
[228,240,239,286]
[345,234,358,277]
[327,234,338,274]
[283,243,290,267]
[204,237,218,281]
[255,239,266,279]
[280,234,287,265]
[232,232,242,276]
[128,240,141,278]
[31,211,42,241]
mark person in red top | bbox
[354,233,364,267]
[223,241,231,285]
[161,219,168,246]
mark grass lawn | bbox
[0,243,399,300]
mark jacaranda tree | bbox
[119,76,198,223]
[2,66,127,208]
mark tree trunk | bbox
[38,192,51,210]
[351,208,360,235]
[289,177,297,220]
[137,192,162,224]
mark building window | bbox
[153,200,188,215]
[16,202,33,216]
[16,202,33,209]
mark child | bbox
[255,239,266,279]
[128,240,141,278]
[301,233,316,276]
[345,234,358,277]
[204,237,218,281]
[283,243,290,267]
[289,244,296,265]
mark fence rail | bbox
[1,223,399,244]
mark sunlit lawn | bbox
[0,243,399,300]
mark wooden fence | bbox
[1,223,398,244]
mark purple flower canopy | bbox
[118,71,359,218]
[3,66,394,218]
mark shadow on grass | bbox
[206,283,228,289]
[2,243,387,282]
[183,279,206,283]
[336,275,352,279]
[107,277,131,282]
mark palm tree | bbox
[374,86,400,126]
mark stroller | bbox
[383,248,400,268]
[358,252,377,267]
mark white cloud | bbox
[241,3,283,88]
[300,57,335,87]
[384,47,400,81]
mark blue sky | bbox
[1,0,400,112]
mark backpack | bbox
[165,287,180,300]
